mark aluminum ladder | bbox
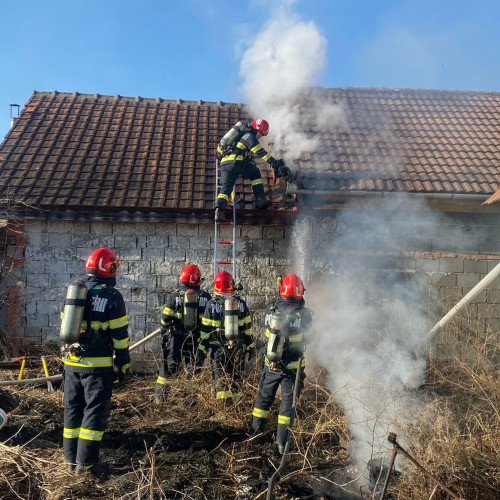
[213,158,237,280]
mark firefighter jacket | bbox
[198,295,254,360]
[63,276,130,373]
[218,130,277,167]
[264,297,314,370]
[160,285,211,337]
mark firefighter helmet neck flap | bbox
[179,264,202,287]
[280,274,304,302]
[85,248,120,277]
[214,271,235,295]
[251,118,269,136]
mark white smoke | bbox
[308,276,429,473]
[238,0,433,482]
[239,1,346,163]
[294,203,433,475]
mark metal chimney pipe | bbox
[9,104,20,129]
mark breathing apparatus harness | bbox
[60,279,109,360]
[212,294,242,351]
[266,301,302,371]
[217,121,253,159]
[169,286,200,337]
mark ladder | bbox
[213,159,237,280]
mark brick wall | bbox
[4,210,500,362]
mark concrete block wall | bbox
[6,219,294,350]
[3,209,500,364]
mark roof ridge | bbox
[31,90,246,107]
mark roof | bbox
[0,88,499,219]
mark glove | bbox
[270,158,282,171]
[278,165,292,180]
[117,366,130,387]
[273,159,293,181]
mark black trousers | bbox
[251,365,305,445]
[210,345,245,400]
[215,160,264,209]
[155,333,198,394]
[164,332,197,375]
[63,370,113,466]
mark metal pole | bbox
[266,356,304,500]
[127,328,161,352]
[427,261,500,341]
[379,433,399,500]
[41,356,54,391]
[384,432,462,500]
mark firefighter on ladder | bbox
[198,271,255,402]
[250,274,314,454]
[215,118,292,222]
[60,248,131,477]
[154,264,212,403]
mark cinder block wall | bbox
[4,210,500,363]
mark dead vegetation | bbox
[0,324,499,500]
[391,324,500,500]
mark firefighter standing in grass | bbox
[61,248,130,477]
[198,271,255,401]
[154,264,211,403]
[250,274,314,454]
[214,118,292,222]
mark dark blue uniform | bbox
[215,128,277,210]
[250,297,314,446]
[62,276,130,468]
[155,285,211,396]
[199,295,254,400]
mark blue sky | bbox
[1,0,499,141]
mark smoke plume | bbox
[237,0,468,484]
[239,1,346,163]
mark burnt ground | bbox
[0,363,364,500]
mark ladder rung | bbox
[218,260,232,264]
[217,221,232,225]
[219,240,232,244]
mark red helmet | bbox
[280,274,304,301]
[85,248,120,277]
[251,118,269,136]
[214,271,235,295]
[179,264,202,286]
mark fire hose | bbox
[0,328,161,387]
[266,355,304,500]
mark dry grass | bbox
[0,325,499,499]
[391,323,500,500]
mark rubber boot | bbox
[75,462,110,478]
[277,442,285,455]
[215,207,227,222]
[255,195,271,209]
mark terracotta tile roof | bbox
[0,88,499,216]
